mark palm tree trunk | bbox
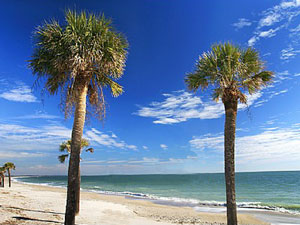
[75,165,80,215]
[65,83,88,225]
[224,99,238,225]
[8,169,11,188]
[0,173,4,187]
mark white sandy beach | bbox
[0,179,299,225]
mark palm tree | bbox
[0,167,5,187]
[185,43,273,225]
[59,138,94,215]
[29,10,128,225]
[4,162,15,188]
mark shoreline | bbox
[0,179,266,225]
[1,179,299,224]
[13,176,300,217]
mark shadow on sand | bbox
[13,216,62,224]
[3,205,64,215]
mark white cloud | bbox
[77,155,199,175]
[232,18,252,29]
[247,0,300,51]
[268,89,288,99]
[249,26,283,46]
[85,128,137,150]
[258,0,300,28]
[280,46,300,60]
[0,151,46,159]
[290,24,300,32]
[0,123,137,155]
[14,111,59,120]
[160,144,168,150]
[259,13,281,28]
[273,70,294,82]
[0,123,71,152]
[16,164,68,175]
[142,145,148,150]
[82,156,196,166]
[248,36,258,46]
[189,125,300,163]
[258,27,281,38]
[135,91,263,124]
[0,85,37,103]
[280,0,300,8]
[253,89,288,107]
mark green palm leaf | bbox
[29,10,128,119]
[185,42,273,103]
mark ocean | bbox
[15,171,300,215]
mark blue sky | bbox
[1,0,300,175]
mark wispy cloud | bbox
[258,12,280,28]
[189,124,300,163]
[82,156,197,166]
[0,123,71,152]
[160,144,168,150]
[0,123,137,159]
[0,84,38,103]
[13,111,60,120]
[244,0,300,60]
[248,25,284,46]
[276,70,290,80]
[253,86,288,108]
[258,27,282,38]
[280,46,300,60]
[0,151,46,159]
[135,90,263,124]
[85,128,137,150]
[16,164,68,175]
[232,18,252,29]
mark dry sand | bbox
[0,178,269,225]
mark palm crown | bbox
[29,10,128,118]
[4,162,15,170]
[0,167,5,173]
[59,138,93,163]
[185,42,273,104]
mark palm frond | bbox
[4,162,16,170]
[58,154,69,163]
[85,148,94,153]
[186,42,273,104]
[29,10,128,120]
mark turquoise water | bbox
[16,171,300,214]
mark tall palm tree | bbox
[58,138,94,215]
[29,10,128,225]
[4,162,15,188]
[0,167,5,187]
[185,43,273,225]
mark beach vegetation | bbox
[185,42,273,225]
[3,162,16,188]
[58,138,94,214]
